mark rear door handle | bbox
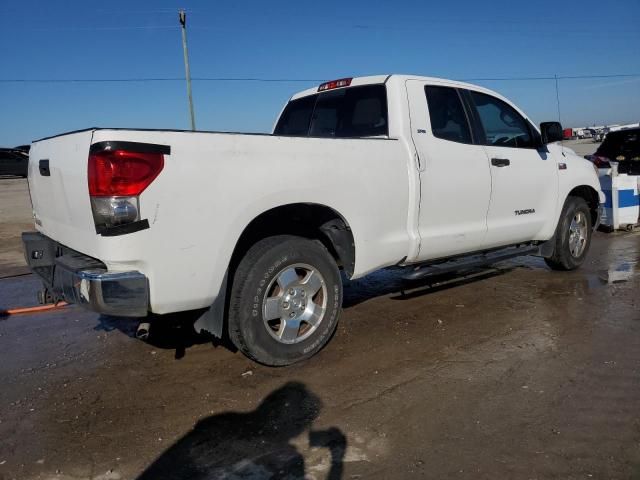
[491,158,510,167]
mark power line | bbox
[192,78,325,82]
[0,77,324,83]
[0,78,185,83]
[1,73,639,84]
[2,20,636,31]
[5,25,178,31]
[462,73,640,81]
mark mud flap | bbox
[537,236,556,258]
[193,271,228,338]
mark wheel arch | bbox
[230,202,356,279]
[567,184,600,227]
[194,202,355,340]
[539,184,600,258]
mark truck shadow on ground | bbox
[136,381,346,480]
[342,265,514,307]
[96,309,218,358]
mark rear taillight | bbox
[89,149,164,196]
[88,146,165,231]
[590,155,610,168]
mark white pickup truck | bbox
[23,75,604,365]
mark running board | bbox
[402,244,540,282]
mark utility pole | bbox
[554,74,562,124]
[179,9,196,131]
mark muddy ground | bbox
[1,157,640,479]
[0,177,32,278]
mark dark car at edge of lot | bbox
[585,127,640,175]
[0,146,29,178]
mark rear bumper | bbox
[22,232,149,317]
[55,268,149,317]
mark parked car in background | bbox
[578,129,592,139]
[0,147,29,177]
[585,127,640,175]
[596,129,607,142]
[14,144,31,153]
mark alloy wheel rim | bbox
[262,263,327,344]
[568,211,588,258]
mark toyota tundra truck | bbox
[22,75,604,365]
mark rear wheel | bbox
[544,196,592,271]
[228,235,342,366]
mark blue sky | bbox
[1,0,638,146]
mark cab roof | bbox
[288,74,535,130]
[289,74,503,101]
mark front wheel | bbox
[544,196,593,271]
[228,235,342,366]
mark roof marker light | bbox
[318,77,352,92]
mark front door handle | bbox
[491,158,510,167]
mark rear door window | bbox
[424,86,473,144]
[275,85,388,138]
[469,91,535,149]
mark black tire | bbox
[228,235,342,366]
[544,196,592,271]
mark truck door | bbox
[464,90,559,247]
[406,80,492,261]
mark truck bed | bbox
[28,128,413,314]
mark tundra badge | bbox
[515,209,535,216]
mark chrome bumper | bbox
[22,232,149,317]
[56,267,149,317]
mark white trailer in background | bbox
[599,164,640,231]
[608,123,640,133]
[573,128,587,139]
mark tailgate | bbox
[28,130,99,253]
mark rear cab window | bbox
[274,84,388,138]
[273,95,316,136]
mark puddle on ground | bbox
[586,274,606,290]
[599,261,636,284]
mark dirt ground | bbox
[0,177,33,278]
[1,146,640,479]
[565,138,601,158]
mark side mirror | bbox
[540,121,563,144]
